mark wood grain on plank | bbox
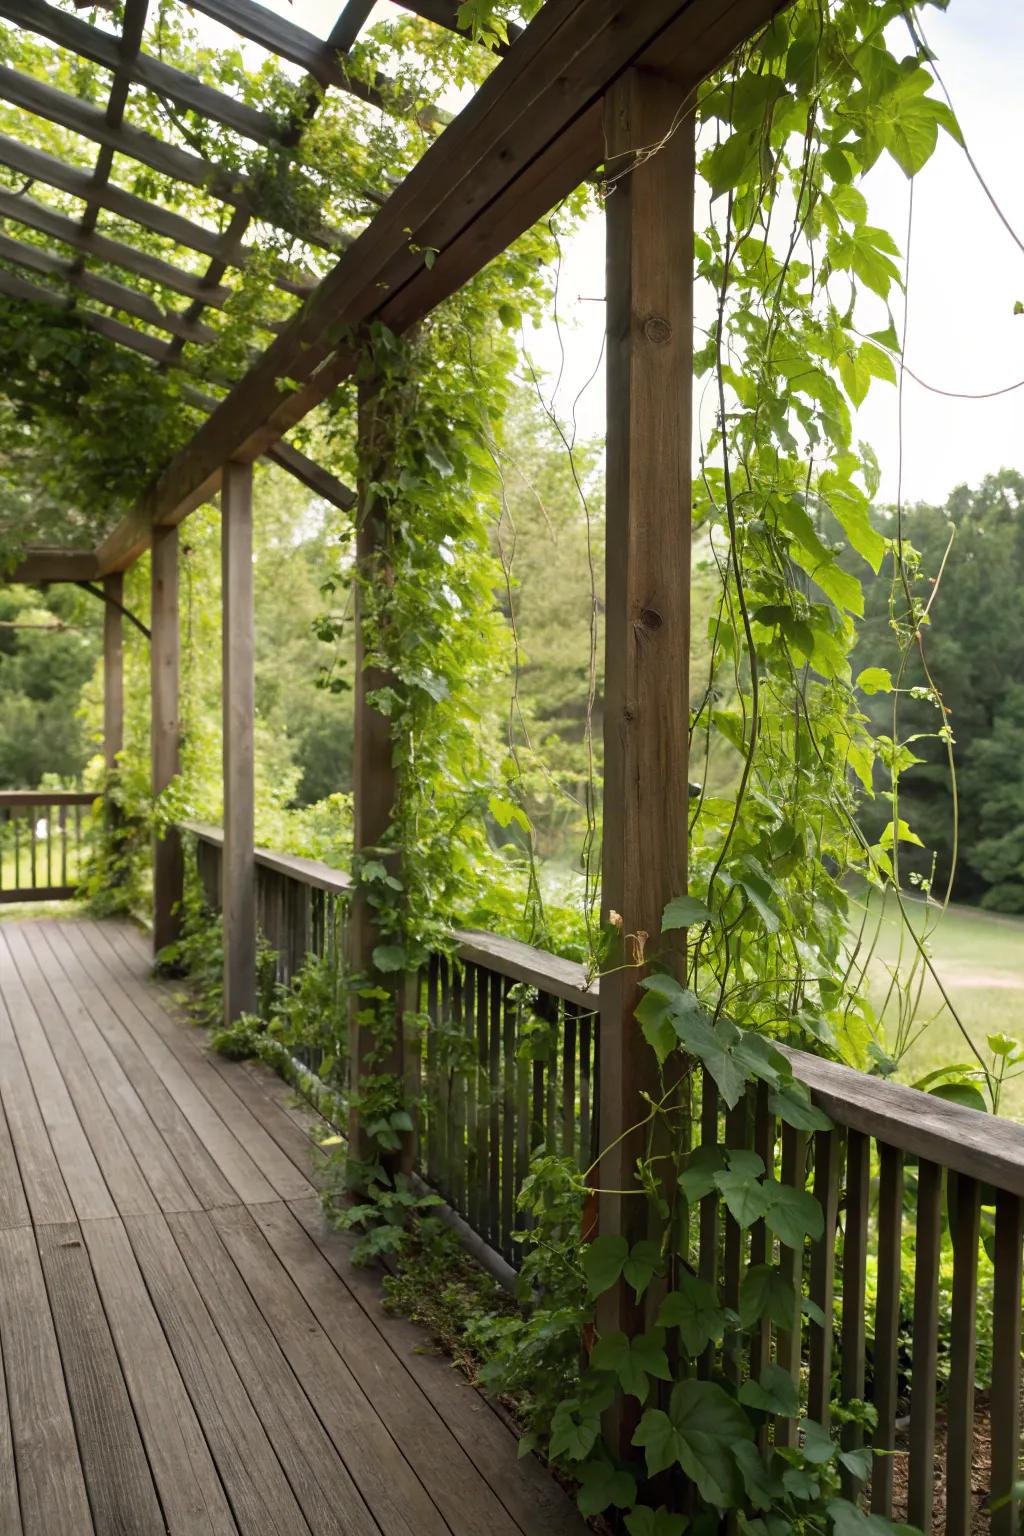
[54,920,275,1205]
[0,1224,93,1535]
[86,921,315,1201]
[3,926,156,1218]
[36,1221,165,1535]
[167,1208,379,1536]
[82,1216,239,1536]
[207,1202,451,1536]
[0,975,74,1227]
[288,1198,588,1536]
[23,921,202,1213]
[123,1210,315,1536]
[36,920,238,1210]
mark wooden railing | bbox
[181,822,1024,1535]
[0,790,95,902]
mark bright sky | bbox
[523,0,1024,507]
[278,1,1022,507]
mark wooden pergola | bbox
[2,0,781,1332]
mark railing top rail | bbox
[180,818,1024,1189]
[181,819,354,896]
[453,927,598,1009]
[0,790,96,806]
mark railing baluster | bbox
[840,1130,870,1497]
[501,978,516,1259]
[473,966,488,1244]
[425,954,441,1188]
[697,1077,719,1380]
[775,1124,807,1447]
[808,1127,842,1426]
[488,971,501,1250]
[749,1085,774,1451]
[29,806,37,889]
[451,963,466,1216]
[870,1143,904,1518]
[990,1188,1023,1536]
[562,1003,576,1160]
[60,803,68,887]
[722,1095,749,1384]
[947,1172,981,1536]
[908,1158,943,1533]
[579,1012,592,1171]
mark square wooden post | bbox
[221,460,257,1023]
[150,524,183,955]
[598,67,694,1374]
[348,377,410,1172]
[102,572,124,773]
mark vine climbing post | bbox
[349,372,411,1174]
[221,460,257,1023]
[102,571,123,773]
[150,524,183,955]
[598,67,694,1441]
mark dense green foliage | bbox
[854,469,1024,910]
[1,0,1016,1530]
[0,584,100,786]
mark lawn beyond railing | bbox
[0,790,95,902]
[181,821,1024,1536]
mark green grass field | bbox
[851,891,1024,1119]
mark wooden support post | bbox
[597,64,694,1411]
[221,460,257,1023]
[348,377,409,1172]
[102,571,124,772]
[150,524,183,955]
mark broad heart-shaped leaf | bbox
[739,1264,797,1329]
[590,1328,671,1401]
[636,975,688,1067]
[575,1455,637,1517]
[633,1379,753,1508]
[662,895,714,931]
[763,1179,824,1248]
[838,1446,873,1483]
[623,1239,664,1301]
[550,1398,601,1462]
[583,1234,628,1296]
[657,1271,727,1357]
[625,1507,689,1536]
[732,1440,784,1511]
[679,1143,726,1203]
[738,1363,800,1417]
[826,1497,904,1536]
[768,1082,833,1132]
[713,1169,769,1229]
[801,1418,838,1465]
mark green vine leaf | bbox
[633,1380,753,1507]
[590,1328,671,1401]
[625,1507,689,1536]
[763,1180,824,1247]
[662,895,715,930]
[768,1082,833,1132]
[739,1264,797,1329]
[713,1168,769,1229]
[657,1273,727,1357]
[575,1455,637,1517]
[623,1239,665,1301]
[582,1235,628,1297]
[738,1363,801,1417]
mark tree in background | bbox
[0,584,99,787]
[854,468,1024,908]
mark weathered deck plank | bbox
[0,915,586,1536]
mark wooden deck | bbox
[0,915,585,1536]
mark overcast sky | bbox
[281,1,1022,507]
[522,0,1024,507]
